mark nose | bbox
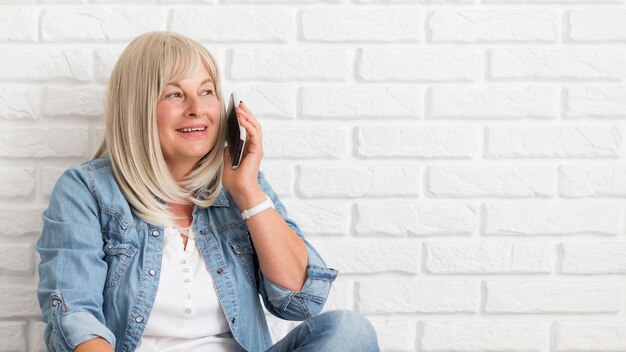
[185,95,204,118]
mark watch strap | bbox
[241,195,274,220]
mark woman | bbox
[36,32,379,352]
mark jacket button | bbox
[51,299,60,307]
[135,316,144,323]
[216,268,223,274]
[231,317,236,324]
[148,269,156,276]
[199,230,205,235]
[152,230,160,237]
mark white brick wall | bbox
[2,1,626,351]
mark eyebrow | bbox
[166,78,214,88]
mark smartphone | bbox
[225,93,246,169]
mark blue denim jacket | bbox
[36,158,338,352]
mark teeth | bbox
[177,127,206,133]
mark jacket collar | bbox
[152,187,230,208]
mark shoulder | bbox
[54,157,122,203]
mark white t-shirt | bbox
[137,226,237,352]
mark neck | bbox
[167,160,196,182]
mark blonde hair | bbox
[94,31,226,227]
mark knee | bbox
[320,310,379,349]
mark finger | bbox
[236,107,260,129]
[236,109,261,131]
[238,101,251,114]
[238,116,257,140]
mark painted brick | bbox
[422,321,549,351]
[0,128,89,158]
[428,10,559,42]
[42,167,67,199]
[0,87,41,120]
[560,165,626,197]
[0,286,40,318]
[302,9,421,42]
[0,168,35,199]
[263,126,346,158]
[261,163,292,197]
[41,8,165,41]
[282,201,349,236]
[490,49,626,81]
[561,242,626,274]
[355,202,477,237]
[0,208,44,237]
[321,280,353,311]
[356,126,477,158]
[230,49,348,81]
[555,320,626,351]
[565,86,626,119]
[0,321,26,352]
[567,10,626,42]
[94,48,122,82]
[428,86,557,120]
[0,8,36,42]
[171,8,291,42]
[485,280,623,313]
[486,126,622,158]
[0,49,91,81]
[487,0,620,2]
[358,280,479,314]
[297,165,420,198]
[357,48,481,82]
[300,86,422,119]
[425,242,553,274]
[370,319,414,352]
[314,240,420,274]
[426,166,555,198]
[0,242,34,275]
[224,86,295,119]
[28,321,46,352]
[42,86,105,118]
[484,203,624,236]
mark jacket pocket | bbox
[228,231,259,287]
[103,234,138,288]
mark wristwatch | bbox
[241,195,275,220]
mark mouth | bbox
[176,126,207,133]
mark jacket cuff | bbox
[262,262,338,312]
[57,310,116,349]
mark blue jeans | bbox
[265,310,380,352]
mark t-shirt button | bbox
[185,308,192,314]
[184,278,190,283]
[182,267,189,273]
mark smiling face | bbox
[156,64,221,179]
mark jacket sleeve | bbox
[255,171,339,321]
[36,166,116,351]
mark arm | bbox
[37,166,116,352]
[230,184,308,291]
[222,102,337,320]
[74,338,114,352]
[230,171,339,320]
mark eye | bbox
[201,89,213,96]
[166,91,182,98]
